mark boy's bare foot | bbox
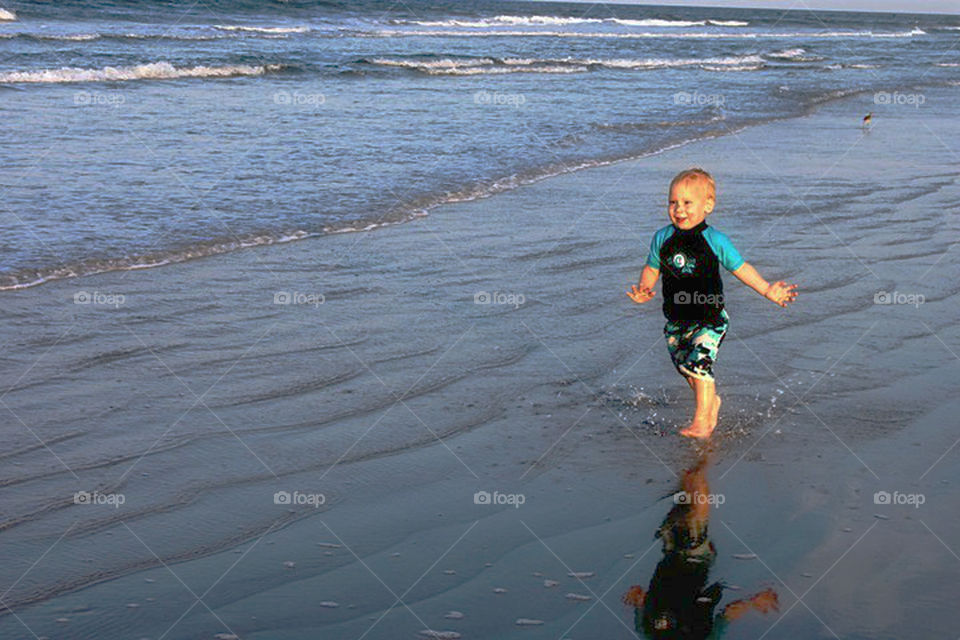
[680,416,712,439]
[680,423,712,439]
[681,396,720,439]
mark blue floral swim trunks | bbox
[663,310,729,381]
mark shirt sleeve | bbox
[646,226,673,270]
[704,227,745,272]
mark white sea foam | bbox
[403,15,603,27]
[120,32,224,41]
[395,15,748,28]
[369,57,496,69]
[44,33,102,41]
[430,64,589,75]
[874,27,926,37]
[823,62,878,70]
[0,62,284,84]
[709,20,750,26]
[214,25,310,33]
[369,54,767,74]
[701,63,764,72]
[370,27,926,39]
[608,18,705,27]
[574,54,764,68]
[615,18,748,27]
[9,31,230,41]
[0,32,107,41]
[0,7,16,21]
[768,47,804,58]
[765,47,824,61]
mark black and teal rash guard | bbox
[646,221,745,324]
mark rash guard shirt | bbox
[646,221,744,323]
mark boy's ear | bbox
[704,197,715,214]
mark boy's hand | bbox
[764,281,798,308]
[626,284,656,304]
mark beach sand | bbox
[2,87,959,639]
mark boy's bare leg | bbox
[680,376,719,438]
[697,378,721,433]
[682,376,721,428]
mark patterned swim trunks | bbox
[663,310,729,382]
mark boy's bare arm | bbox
[731,262,797,308]
[627,265,659,303]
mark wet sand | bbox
[2,87,959,639]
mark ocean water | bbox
[0,0,957,289]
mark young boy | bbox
[627,169,797,439]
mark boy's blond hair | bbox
[669,168,716,202]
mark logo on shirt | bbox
[670,252,697,275]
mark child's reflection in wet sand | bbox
[623,453,779,638]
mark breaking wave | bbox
[0,61,287,84]
[365,54,767,75]
[367,27,927,40]
[391,15,750,28]
[213,24,311,33]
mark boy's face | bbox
[668,179,714,230]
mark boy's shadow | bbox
[622,453,779,639]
